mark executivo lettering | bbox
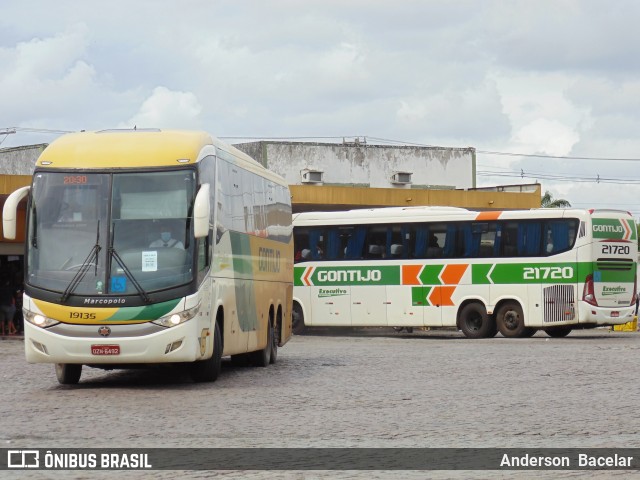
[318,288,348,297]
[602,286,627,296]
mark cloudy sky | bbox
[2,1,640,215]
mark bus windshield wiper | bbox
[60,222,101,303]
[109,247,151,304]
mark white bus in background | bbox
[292,206,637,338]
[3,129,293,384]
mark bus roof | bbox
[36,129,284,184]
[292,206,634,226]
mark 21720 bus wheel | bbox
[459,303,494,339]
[55,363,82,385]
[544,327,572,338]
[292,302,306,335]
[496,301,527,338]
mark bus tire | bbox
[544,327,572,338]
[55,363,82,385]
[292,302,306,335]
[270,316,279,364]
[190,321,222,382]
[496,301,527,338]
[459,303,494,339]
[251,321,273,367]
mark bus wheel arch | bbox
[457,301,496,339]
[215,306,224,352]
[292,300,306,335]
[495,299,532,338]
[190,308,223,382]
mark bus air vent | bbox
[543,285,575,323]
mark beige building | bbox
[234,140,540,213]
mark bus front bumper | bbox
[24,320,208,365]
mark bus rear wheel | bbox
[250,321,273,367]
[496,301,528,338]
[459,303,494,339]
[190,321,222,382]
[270,317,279,364]
[55,363,82,385]
[544,327,572,338]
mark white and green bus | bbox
[3,129,293,384]
[292,206,637,338]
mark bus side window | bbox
[426,233,442,258]
[390,244,404,258]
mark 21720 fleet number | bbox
[523,266,574,280]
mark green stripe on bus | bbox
[230,231,259,331]
[106,299,181,321]
[294,261,635,286]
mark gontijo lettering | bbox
[258,247,281,272]
[593,225,623,233]
[317,269,382,283]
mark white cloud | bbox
[2,1,640,214]
[123,87,202,129]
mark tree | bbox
[541,190,571,208]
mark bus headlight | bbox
[24,309,60,328]
[153,303,200,328]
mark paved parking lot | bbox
[1,328,639,479]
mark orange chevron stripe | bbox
[303,267,314,286]
[429,286,456,307]
[475,211,502,221]
[440,264,468,285]
[402,265,422,285]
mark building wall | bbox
[0,144,46,176]
[234,141,476,190]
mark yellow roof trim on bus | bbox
[37,130,214,169]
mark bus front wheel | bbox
[496,301,528,338]
[190,321,222,382]
[292,303,306,335]
[55,363,82,385]
[459,303,494,339]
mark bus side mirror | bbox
[2,186,30,240]
[193,183,210,239]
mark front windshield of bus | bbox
[27,170,196,297]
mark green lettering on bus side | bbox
[309,265,400,286]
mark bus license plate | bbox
[611,312,619,318]
[91,345,120,355]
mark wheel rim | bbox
[466,312,482,332]
[503,310,519,330]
